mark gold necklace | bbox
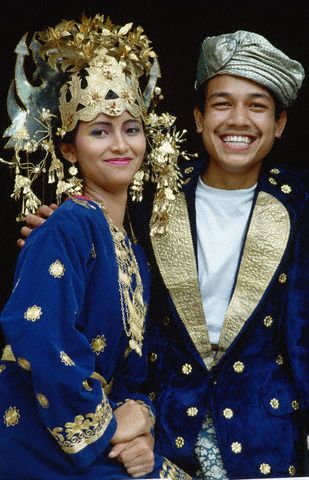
[93,199,146,356]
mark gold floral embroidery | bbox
[289,465,296,476]
[151,193,212,369]
[278,273,287,284]
[149,352,158,362]
[270,168,280,174]
[231,441,242,453]
[268,177,277,185]
[263,315,273,327]
[291,400,299,410]
[182,363,192,375]
[49,259,65,278]
[24,305,42,322]
[91,335,106,355]
[90,371,113,396]
[60,351,75,366]
[4,406,20,426]
[175,436,184,448]
[0,365,6,373]
[90,244,96,258]
[281,184,292,194]
[37,393,49,408]
[48,394,112,454]
[270,398,279,409]
[159,458,192,479]
[18,357,31,371]
[276,354,284,365]
[223,408,234,419]
[260,463,271,475]
[218,192,290,363]
[186,407,198,416]
[233,361,245,373]
[1,345,16,361]
[82,380,92,392]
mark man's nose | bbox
[227,105,250,127]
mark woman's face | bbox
[61,111,146,195]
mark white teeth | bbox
[223,135,252,145]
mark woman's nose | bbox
[110,132,128,153]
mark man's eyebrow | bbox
[207,91,272,102]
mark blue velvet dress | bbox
[0,197,190,480]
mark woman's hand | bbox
[108,433,155,478]
[111,400,153,445]
[17,204,57,248]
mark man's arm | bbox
[17,204,57,247]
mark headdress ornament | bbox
[1,13,195,233]
[195,30,305,107]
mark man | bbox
[18,31,309,479]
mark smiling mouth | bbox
[104,157,132,165]
[221,135,255,147]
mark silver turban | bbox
[195,30,305,107]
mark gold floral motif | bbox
[0,364,6,373]
[278,273,287,284]
[276,354,284,365]
[24,305,42,322]
[149,352,158,362]
[184,167,194,174]
[151,193,213,370]
[260,463,271,475]
[91,335,107,356]
[48,394,113,454]
[270,168,280,174]
[231,441,242,453]
[281,184,292,194]
[288,465,296,476]
[149,392,156,401]
[1,345,16,361]
[270,398,280,409]
[37,393,49,408]
[163,316,170,326]
[268,177,277,185]
[263,315,273,327]
[4,406,20,426]
[223,408,234,419]
[291,400,299,410]
[175,436,185,448]
[82,380,92,392]
[49,259,65,278]
[18,357,31,370]
[218,192,290,364]
[159,458,192,479]
[186,407,198,417]
[60,351,75,366]
[233,361,245,373]
[182,363,192,375]
[90,244,96,258]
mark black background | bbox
[0,0,308,309]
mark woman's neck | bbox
[83,186,127,229]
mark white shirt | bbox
[196,177,256,343]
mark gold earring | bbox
[68,164,83,195]
[129,169,145,202]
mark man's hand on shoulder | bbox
[17,204,57,248]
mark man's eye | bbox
[251,103,267,110]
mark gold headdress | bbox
[1,13,195,232]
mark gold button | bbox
[281,184,292,194]
[149,352,158,362]
[291,400,299,410]
[276,354,284,365]
[270,168,280,174]
[223,408,234,419]
[231,441,242,453]
[186,407,198,416]
[278,273,287,284]
[163,316,170,326]
[260,463,271,475]
[184,167,194,174]
[263,316,273,328]
[288,465,296,476]
[182,363,192,375]
[233,361,245,373]
[270,398,280,409]
[268,177,277,185]
[175,436,184,448]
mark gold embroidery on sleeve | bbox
[24,305,42,322]
[4,406,20,426]
[49,260,65,278]
[1,345,16,361]
[48,394,113,454]
[0,365,6,373]
[60,351,75,366]
[37,393,49,408]
[18,357,31,370]
[160,458,192,479]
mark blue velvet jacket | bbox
[0,198,190,480]
[138,158,309,478]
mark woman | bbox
[0,14,191,480]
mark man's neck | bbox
[201,164,261,190]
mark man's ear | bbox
[194,107,204,133]
[60,143,77,164]
[275,110,287,139]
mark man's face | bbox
[194,75,287,186]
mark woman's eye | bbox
[90,129,108,136]
[126,126,141,135]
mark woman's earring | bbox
[68,164,83,195]
[129,169,145,202]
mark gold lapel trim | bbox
[216,192,290,363]
[151,192,213,369]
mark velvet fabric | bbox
[136,158,309,478]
